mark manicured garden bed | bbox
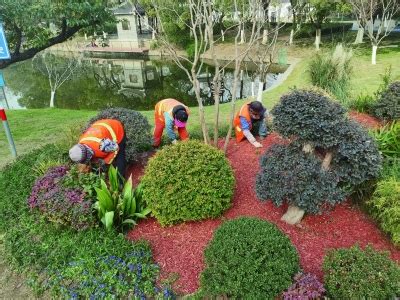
[127,133,400,294]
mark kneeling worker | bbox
[69,119,126,177]
[234,101,268,148]
[153,98,190,147]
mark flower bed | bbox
[127,134,400,294]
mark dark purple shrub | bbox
[283,273,326,300]
[28,166,96,230]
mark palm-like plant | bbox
[94,166,151,231]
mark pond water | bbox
[1,56,284,110]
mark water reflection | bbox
[2,57,280,110]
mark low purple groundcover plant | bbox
[28,165,96,230]
[283,272,326,300]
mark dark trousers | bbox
[113,135,127,179]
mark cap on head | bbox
[174,109,188,128]
[69,144,92,163]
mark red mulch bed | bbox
[126,118,397,295]
[349,111,381,129]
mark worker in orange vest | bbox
[233,101,268,148]
[153,98,190,147]
[69,119,127,177]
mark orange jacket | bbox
[154,98,190,124]
[233,102,252,142]
[79,119,124,164]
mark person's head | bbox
[174,109,189,128]
[69,144,94,164]
[248,101,265,120]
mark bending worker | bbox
[153,98,190,147]
[69,119,126,177]
[234,101,268,148]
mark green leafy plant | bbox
[141,140,235,226]
[94,165,151,231]
[257,89,381,214]
[0,145,163,297]
[367,178,400,246]
[308,44,353,103]
[371,121,400,159]
[61,164,102,198]
[85,108,152,163]
[32,158,68,176]
[372,81,400,121]
[200,217,300,298]
[256,144,345,213]
[347,93,375,113]
[323,245,400,299]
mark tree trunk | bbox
[354,27,364,44]
[251,81,255,97]
[152,30,156,40]
[289,29,294,45]
[221,29,224,42]
[257,81,264,102]
[371,44,377,65]
[315,28,321,51]
[281,205,305,225]
[192,77,209,144]
[262,29,268,45]
[240,29,245,44]
[322,151,333,170]
[50,90,55,108]
[302,143,314,154]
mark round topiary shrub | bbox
[256,89,381,219]
[372,81,400,121]
[256,144,345,214]
[86,108,152,163]
[323,245,400,299]
[141,140,235,226]
[200,217,300,298]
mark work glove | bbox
[252,141,263,148]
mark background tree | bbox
[32,51,82,107]
[0,0,115,68]
[347,0,399,64]
[307,0,340,51]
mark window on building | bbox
[129,74,138,83]
[122,20,130,30]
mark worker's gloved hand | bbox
[172,139,178,145]
[252,141,263,148]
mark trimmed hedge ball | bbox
[200,217,300,299]
[141,140,235,226]
[323,245,400,299]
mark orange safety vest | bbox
[154,98,190,124]
[233,102,252,142]
[79,119,124,164]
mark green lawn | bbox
[0,42,398,168]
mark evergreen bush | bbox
[323,245,400,299]
[200,217,300,298]
[372,81,400,121]
[85,108,152,163]
[141,140,235,226]
[256,144,345,213]
[256,89,381,214]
